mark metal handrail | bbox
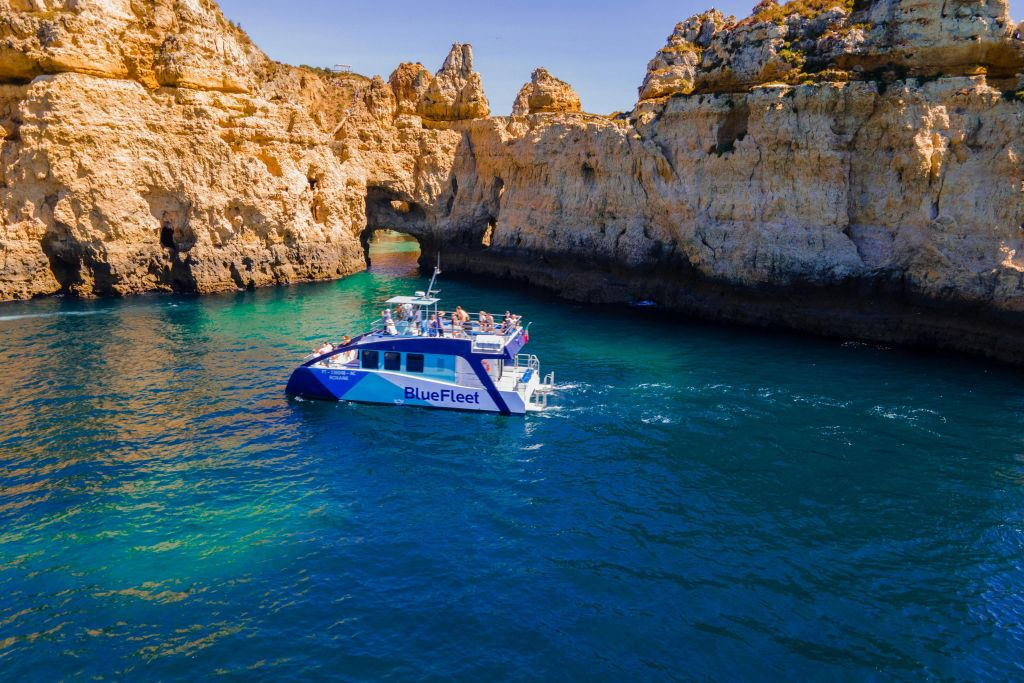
[515,353,540,372]
[370,315,525,340]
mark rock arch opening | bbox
[363,185,429,274]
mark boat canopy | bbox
[386,295,439,306]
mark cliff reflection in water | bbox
[367,229,421,277]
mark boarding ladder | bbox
[515,353,555,409]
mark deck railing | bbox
[371,312,524,340]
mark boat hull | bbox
[286,366,526,415]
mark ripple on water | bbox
[1,257,1024,678]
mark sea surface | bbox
[2,232,1023,680]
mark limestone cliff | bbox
[5,0,1024,364]
[512,68,582,116]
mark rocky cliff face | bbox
[4,0,1024,363]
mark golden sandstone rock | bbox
[512,68,582,115]
[416,43,489,122]
[4,0,1024,362]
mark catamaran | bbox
[285,264,554,414]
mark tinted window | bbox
[406,354,424,373]
[361,350,379,369]
[435,357,449,371]
[384,351,401,371]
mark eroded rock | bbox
[512,67,582,115]
[417,43,490,121]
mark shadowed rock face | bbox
[4,0,1024,363]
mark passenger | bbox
[381,308,397,336]
[438,311,447,337]
[412,308,423,335]
[501,311,513,334]
[428,314,441,337]
[340,335,352,346]
[314,341,333,356]
[478,310,491,333]
[452,312,464,338]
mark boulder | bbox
[388,62,433,115]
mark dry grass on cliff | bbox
[747,0,855,25]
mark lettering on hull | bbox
[405,387,481,405]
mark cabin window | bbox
[406,353,425,373]
[435,357,449,371]
[384,351,401,371]
[361,350,379,369]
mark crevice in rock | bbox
[40,232,83,294]
[493,176,505,206]
[229,261,254,290]
[581,163,596,188]
[160,223,175,250]
[712,101,749,156]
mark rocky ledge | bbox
[4,0,1024,364]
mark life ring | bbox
[482,360,491,372]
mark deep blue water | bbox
[2,237,1024,679]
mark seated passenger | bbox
[314,341,333,356]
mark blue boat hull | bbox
[287,366,524,414]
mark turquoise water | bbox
[2,236,1024,679]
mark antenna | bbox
[426,252,442,298]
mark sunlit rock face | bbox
[512,68,581,115]
[4,0,1024,363]
[0,0,265,91]
[0,0,372,297]
[388,62,433,116]
[416,43,490,122]
[637,0,1024,100]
